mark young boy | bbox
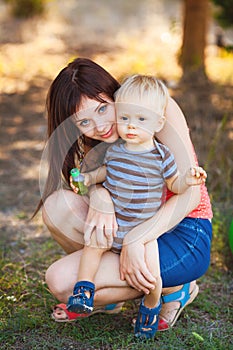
[67,75,207,339]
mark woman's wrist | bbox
[124,188,201,247]
[88,184,103,196]
[89,185,114,213]
[123,206,172,247]
[123,230,148,246]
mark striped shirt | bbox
[103,140,177,253]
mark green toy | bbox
[70,168,88,195]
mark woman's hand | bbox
[84,186,118,248]
[120,241,156,294]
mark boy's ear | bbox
[155,115,166,132]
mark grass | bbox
[1,210,233,350]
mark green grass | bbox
[1,212,233,350]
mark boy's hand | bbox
[69,173,92,194]
[186,166,207,186]
[69,175,79,194]
[82,173,92,187]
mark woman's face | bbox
[73,95,119,143]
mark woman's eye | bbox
[139,116,145,121]
[79,119,90,127]
[121,116,128,121]
[99,104,107,113]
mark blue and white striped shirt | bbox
[103,139,177,252]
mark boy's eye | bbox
[79,119,90,127]
[121,116,128,121]
[99,104,107,113]
[139,116,145,121]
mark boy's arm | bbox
[82,165,107,187]
[166,166,207,194]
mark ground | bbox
[0,1,233,349]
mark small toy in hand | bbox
[70,168,88,195]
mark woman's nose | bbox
[95,121,107,133]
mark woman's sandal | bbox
[158,282,199,331]
[134,298,162,339]
[51,302,124,323]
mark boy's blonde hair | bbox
[115,74,169,116]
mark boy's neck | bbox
[124,139,155,152]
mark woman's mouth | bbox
[101,126,113,139]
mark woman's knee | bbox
[43,190,69,222]
[45,262,71,302]
[45,263,60,297]
[42,190,62,229]
[42,189,87,230]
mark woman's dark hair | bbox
[33,57,120,217]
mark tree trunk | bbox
[180,0,210,83]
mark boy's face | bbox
[115,102,165,150]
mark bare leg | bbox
[78,246,107,282]
[46,250,141,304]
[159,281,198,326]
[133,240,162,338]
[67,243,109,313]
[42,189,88,253]
[144,240,162,309]
[142,243,197,330]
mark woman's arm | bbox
[124,186,200,246]
[158,97,197,172]
[84,185,118,248]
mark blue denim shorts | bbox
[158,217,212,287]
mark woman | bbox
[36,57,212,331]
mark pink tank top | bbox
[166,143,213,219]
[166,182,213,219]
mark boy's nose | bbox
[128,123,136,129]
